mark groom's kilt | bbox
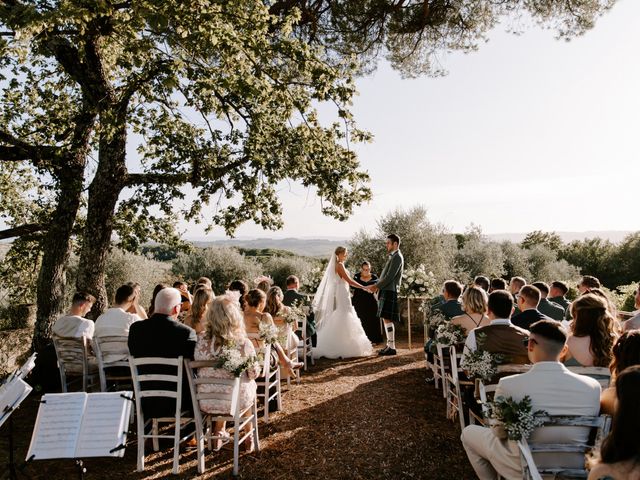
[378,290,401,323]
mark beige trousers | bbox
[460,425,522,480]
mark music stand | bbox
[1,354,37,480]
[26,391,133,480]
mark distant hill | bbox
[193,237,346,258]
[486,231,634,244]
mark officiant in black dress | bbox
[352,261,383,343]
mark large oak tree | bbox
[0,0,617,350]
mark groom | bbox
[367,233,404,356]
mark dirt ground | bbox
[1,336,476,479]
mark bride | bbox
[312,246,373,359]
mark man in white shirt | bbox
[52,292,96,339]
[95,284,143,363]
[95,284,144,337]
[461,320,601,480]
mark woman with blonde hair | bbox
[265,286,300,352]
[184,287,214,333]
[194,293,261,451]
[243,288,303,377]
[563,293,617,367]
[451,285,490,335]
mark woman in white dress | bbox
[312,246,374,359]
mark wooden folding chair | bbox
[296,315,314,371]
[128,356,194,474]
[517,414,612,479]
[93,335,131,392]
[445,345,474,430]
[567,366,612,388]
[246,338,282,423]
[52,334,99,392]
[185,359,260,475]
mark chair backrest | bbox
[567,366,611,388]
[52,334,90,376]
[128,356,184,420]
[295,315,307,337]
[184,359,241,419]
[93,335,130,368]
[517,414,611,479]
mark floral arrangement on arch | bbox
[400,265,438,298]
[462,349,504,382]
[486,395,548,441]
[216,343,261,377]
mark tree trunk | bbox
[76,108,128,318]
[32,158,87,352]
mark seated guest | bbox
[564,293,616,367]
[451,285,490,335]
[474,276,490,293]
[265,286,300,352]
[601,331,640,415]
[588,365,640,480]
[508,276,526,298]
[194,293,261,451]
[462,320,601,480]
[283,275,317,347]
[623,283,640,332]
[255,276,272,294]
[579,275,602,294]
[243,289,303,378]
[128,287,197,418]
[173,281,193,313]
[462,290,529,366]
[95,284,143,337]
[196,276,213,290]
[184,287,214,334]
[489,278,507,293]
[511,285,552,330]
[52,292,96,340]
[549,280,571,314]
[433,280,464,319]
[228,279,249,311]
[147,283,168,316]
[124,282,148,318]
[533,281,565,321]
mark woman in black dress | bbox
[352,261,383,343]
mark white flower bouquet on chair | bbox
[462,350,504,382]
[486,395,547,441]
[434,322,466,348]
[217,343,261,377]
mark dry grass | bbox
[1,339,475,479]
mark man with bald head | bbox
[128,287,197,417]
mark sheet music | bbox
[27,393,87,460]
[75,392,132,458]
[27,391,133,460]
[0,378,33,428]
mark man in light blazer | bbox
[367,233,404,356]
[461,320,601,480]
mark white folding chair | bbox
[445,345,473,430]
[283,324,301,386]
[468,364,532,426]
[185,359,260,476]
[433,343,447,396]
[567,366,612,388]
[93,335,131,392]
[517,414,612,479]
[128,356,194,474]
[52,334,99,392]
[246,337,282,423]
[296,315,314,370]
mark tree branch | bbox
[117,59,172,109]
[0,130,59,165]
[0,223,47,240]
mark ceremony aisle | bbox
[2,340,474,479]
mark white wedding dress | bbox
[312,255,373,359]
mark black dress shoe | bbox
[379,348,397,356]
[378,346,390,355]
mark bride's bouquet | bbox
[401,265,438,298]
[216,343,261,377]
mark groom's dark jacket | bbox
[283,289,317,339]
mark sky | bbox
[176,1,639,240]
